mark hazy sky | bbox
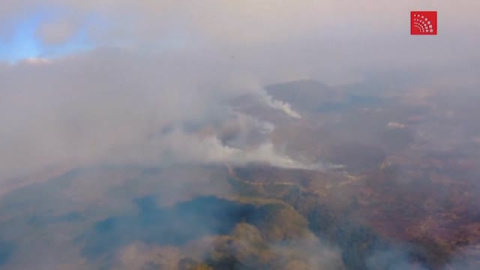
[0,0,479,180]
[0,0,479,62]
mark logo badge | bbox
[411,11,437,35]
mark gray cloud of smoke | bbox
[0,48,317,181]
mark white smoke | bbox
[260,91,302,119]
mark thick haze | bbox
[1,0,479,180]
[1,2,480,270]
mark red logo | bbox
[411,11,437,35]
